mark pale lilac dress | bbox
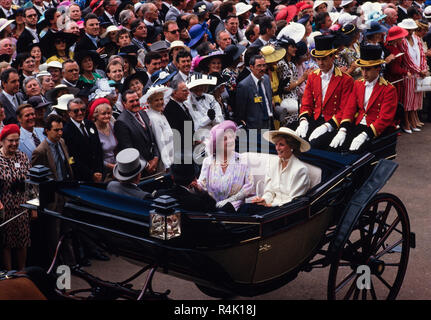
[198,152,254,211]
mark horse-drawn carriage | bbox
[21,130,415,300]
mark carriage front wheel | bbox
[327,193,412,300]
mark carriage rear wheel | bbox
[327,193,411,300]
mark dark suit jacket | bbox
[164,98,195,140]
[75,34,99,52]
[155,185,216,213]
[99,12,119,26]
[107,181,151,199]
[0,91,24,125]
[250,38,265,49]
[235,73,273,129]
[0,7,16,20]
[209,14,221,40]
[62,119,104,181]
[113,109,160,164]
[397,7,408,23]
[31,138,74,181]
[16,29,39,53]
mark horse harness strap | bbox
[0,270,30,281]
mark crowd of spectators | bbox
[0,0,430,271]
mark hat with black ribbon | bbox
[310,35,338,58]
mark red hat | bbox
[296,1,313,11]
[88,98,111,120]
[386,26,409,43]
[275,5,298,23]
[90,0,103,12]
[0,124,20,141]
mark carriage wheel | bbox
[327,193,411,300]
[195,284,235,299]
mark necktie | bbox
[12,95,18,109]
[257,79,269,119]
[135,112,147,129]
[32,132,41,147]
[55,143,68,180]
[196,95,205,101]
[182,103,193,120]
[79,122,89,138]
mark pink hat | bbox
[209,120,237,154]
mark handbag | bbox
[415,76,431,92]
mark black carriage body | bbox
[33,148,383,297]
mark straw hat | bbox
[398,18,418,30]
[52,94,75,111]
[113,148,146,181]
[169,40,188,51]
[260,45,286,64]
[277,22,306,43]
[101,25,120,38]
[186,73,217,89]
[263,127,310,153]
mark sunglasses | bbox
[71,107,86,114]
[168,29,180,34]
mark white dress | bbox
[146,108,174,169]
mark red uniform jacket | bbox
[299,67,354,128]
[341,77,397,137]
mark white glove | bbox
[295,119,309,138]
[309,123,333,141]
[329,127,347,149]
[216,199,229,208]
[349,131,369,151]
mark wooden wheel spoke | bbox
[375,238,403,259]
[335,270,356,293]
[370,202,392,250]
[374,216,401,251]
[353,287,360,300]
[370,279,378,300]
[343,276,358,300]
[375,274,393,290]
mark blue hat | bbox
[364,21,388,37]
[151,69,178,86]
[368,11,387,23]
[187,24,207,48]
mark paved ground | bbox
[71,125,431,300]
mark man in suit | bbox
[250,16,276,49]
[100,0,119,26]
[222,15,243,45]
[0,0,17,19]
[329,45,398,153]
[131,19,151,52]
[75,13,103,54]
[16,7,40,54]
[163,20,180,46]
[0,68,23,125]
[164,78,197,163]
[165,0,186,22]
[296,34,354,149]
[143,51,162,91]
[61,60,80,88]
[235,54,273,130]
[62,97,104,182]
[107,148,152,199]
[142,2,163,44]
[172,49,192,83]
[398,0,411,23]
[17,104,46,160]
[155,163,217,212]
[114,90,160,176]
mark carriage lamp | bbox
[149,195,181,240]
[25,165,52,207]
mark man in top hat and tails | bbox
[329,44,398,153]
[295,34,354,150]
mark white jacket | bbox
[261,155,310,207]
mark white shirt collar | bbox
[33,4,45,13]
[70,117,84,130]
[250,72,262,87]
[321,64,335,79]
[144,19,154,27]
[20,127,34,136]
[365,76,379,87]
[398,5,408,14]
[179,70,188,81]
[259,36,268,45]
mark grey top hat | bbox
[113,148,146,181]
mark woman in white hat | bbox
[144,85,174,171]
[248,127,310,210]
[398,18,428,132]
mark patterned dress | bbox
[276,59,300,126]
[0,151,31,248]
[198,152,254,211]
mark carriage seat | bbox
[241,152,322,197]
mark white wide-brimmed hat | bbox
[0,19,13,33]
[341,0,354,7]
[142,85,173,103]
[169,40,188,51]
[338,12,358,27]
[313,0,328,11]
[101,25,120,38]
[52,94,75,111]
[235,2,252,16]
[329,12,341,25]
[398,18,419,30]
[46,60,63,69]
[186,73,217,89]
[113,148,146,181]
[277,22,306,43]
[424,6,431,19]
[263,127,310,153]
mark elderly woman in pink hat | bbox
[197,120,254,213]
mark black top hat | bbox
[356,44,385,67]
[170,163,197,187]
[310,35,337,57]
[27,95,51,110]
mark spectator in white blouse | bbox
[144,85,174,171]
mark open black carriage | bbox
[23,130,415,300]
